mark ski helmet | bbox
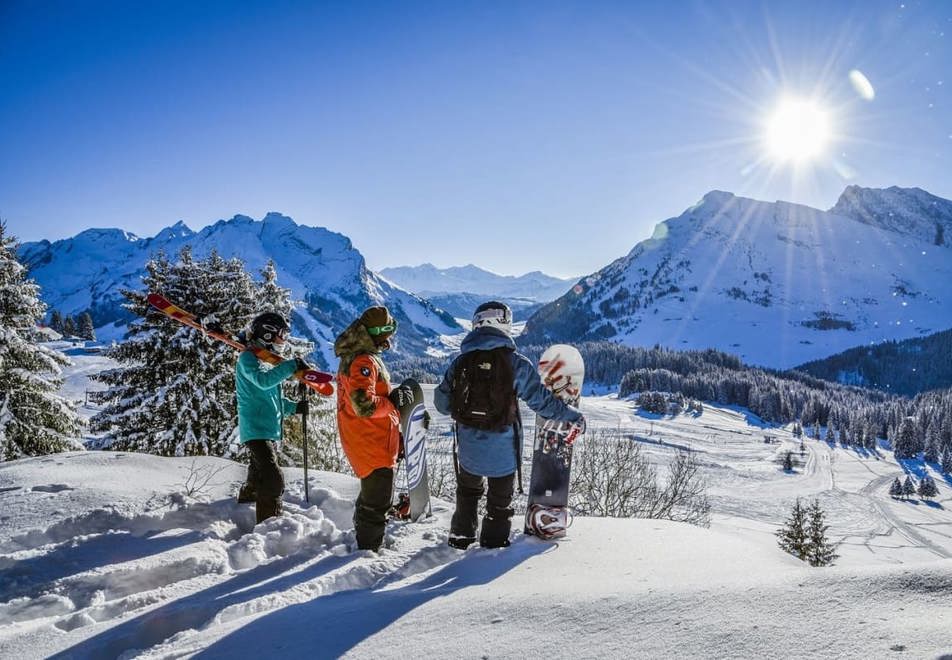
[472,301,512,335]
[250,312,290,345]
[360,306,397,348]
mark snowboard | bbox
[524,344,585,539]
[147,293,334,396]
[391,378,432,521]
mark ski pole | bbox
[298,381,310,503]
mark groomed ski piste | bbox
[1,353,951,658]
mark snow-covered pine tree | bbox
[894,417,919,459]
[91,247,258,456]
[49,310,62,333]
[917,475,939,499]
[62,315,76,338]
[839,423,850,447]
[806,500,839,567]
[811,422,821,441]
[889,477,903,498]
[941,449,952,476]
[776,498,810,561]
[923,425,941,463]
[901,475,917,499]
[0,223,82,460]
[78,312,96,341]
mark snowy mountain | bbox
[379,263,573,301]
[521,186,952,369]
[19,213,461,367]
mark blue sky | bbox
[1,0,950,276]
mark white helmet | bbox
[472,301,512,335]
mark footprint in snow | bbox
[31,484,75,493]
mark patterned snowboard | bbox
[392,378,432,521]
[524,344,584,536]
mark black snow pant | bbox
[245,440,285,524]
[354,467,394,552]
[450,468,515,549]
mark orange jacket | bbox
[336,352,401,479]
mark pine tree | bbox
[792,422,803,438]
[941,449,952,476]
[782,451,794,472]
[806,500,839,567]
[91,248,258,456]
[923,426,941,464]
[0,223,83,459]
[839,423,850,448]
[62,315,76,338]
[49,310,63,333]
[917,475,939,499]
[889,477,903,498]
[894,417,919,459]
[78,312,96,341]
[901,475,917,499]
[812,422,821,441]
[776,499,810,561]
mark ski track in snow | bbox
[0,472,461,659]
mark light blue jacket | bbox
[434,327,582,478]
[236,350,299,442]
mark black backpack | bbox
[450,348,517,431]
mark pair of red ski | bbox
[146,293,334,396]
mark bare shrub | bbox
[179,458,227,498]
[570,429,710,527]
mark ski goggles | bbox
[366,321,397,336]
[262,323,289,341]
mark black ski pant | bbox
[450,468,515,549]
[245,440,285,524]
[354,467,394,552]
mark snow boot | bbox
[237,482,256,504]
[448,533,476,550]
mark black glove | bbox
[574,415,587,434]
[295,358,313,372]
[388,384,414,408]
[422,410,431,430]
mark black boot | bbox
[237,482,256,504]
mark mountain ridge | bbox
[520,185,952,369]
[20,213,461,368]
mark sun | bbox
[764,97,832,163]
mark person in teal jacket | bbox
[236,312,307,523]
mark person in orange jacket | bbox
[334,306,401,551]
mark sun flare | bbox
[764,97,832,163]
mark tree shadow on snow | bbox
[195,538,552,659]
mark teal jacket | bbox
[236,350,299,443]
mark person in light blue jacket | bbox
[235,312,307,523]
[434,301,584,549]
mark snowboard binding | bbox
[388,492,411,521]
[525,504,573,540]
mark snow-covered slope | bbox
[380,263,574,301]
[19,214,461,367]
[2,393,951,658]
[522,187,952,369]
[831,185,952,247]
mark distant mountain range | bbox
[795,327,952,396]
[379,263,573,321]
[19,213,461,368]
[520,186,952,369]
